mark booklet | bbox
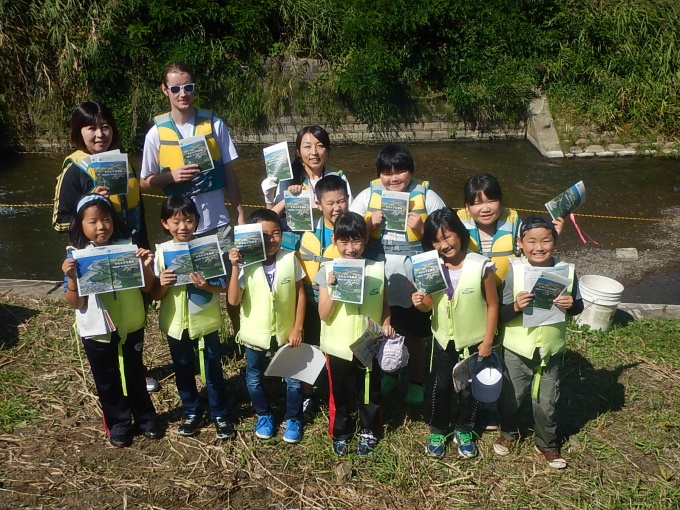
[522,265,571,327]
[234,224,266,267]
[263,141,293,181]
[349,316,384,367]
[179,134,214,172]
[157,235,226,286]
[72,244,144,296]
[284,189,314,231]
[545,180,586,220]
[411,250,447,295]
[89,152,129,196]
[381,190,409,232]
[452,354,474,392]
[264,344,326,385]
[330,258,365,304]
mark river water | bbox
[1,140,679,286]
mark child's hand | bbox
[287,184,303,196]
[327,271,337,286]
[411,291,426,308]
[136,248,154,267]
[514,291,533,312]
[553,294,574,309]
[159,269,176,287]
[382,324,395,338]
[62,258,77,280]
[93,185,110,198]
[228,247,242,267]
[407,211,424,234]
[368,210,384,230]
[288,328,303,347]
[189,272,211,290]
[553,217,565,236]
[477,343,493,358]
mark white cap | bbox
[378,335,409,373]
[471,353,503,403]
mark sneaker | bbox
[380,374,399,395]
[302,397,317,421]
[356,430,378,456]
[145,376,159,393]
[178,413,205,437]
[254,414,275,440]
[332,439,348,456]
[213,417,235,440]
[404,383,424,405]
[453,430,478,458]
[142,427,162,440]
[426,433,447,458]
[535,446,567,469]
[493,436,514,456]
[282,419,302,444]
[109,434,133,448]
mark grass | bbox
[1,295,679,508]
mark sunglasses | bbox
[167,83,196,94]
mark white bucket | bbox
[576,275,624,332]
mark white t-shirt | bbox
[238,253,306,289]
[141,113,239,234]
[350,184,446,308]
[272,170,353,205]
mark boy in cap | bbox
[495,214,583,469]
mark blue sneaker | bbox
[254,414,275,440]
[453,430,478,458]
[356,430,378,456]
[282,419,302,444]
[426,433,447,458]
[332,439,348,456]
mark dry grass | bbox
[1,295,679,509]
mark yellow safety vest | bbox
[320,260,385,361]
[366,178,429,255]
[154,109,225,197]
[457,207,520,286]
[237,250,298,350]
[431,252,490,351]
[86,288,146,342]
[501,257,574,363]
[296,219,340,304]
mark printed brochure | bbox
[179,134,214,172]
[263,141,294,181]
[522,265,571,327]
[545,180,586,220]
[89,152,129,196]
[411,250,447,295]
[330,258,365,305]
[234,224,266,267]
[72,244,144,296]
[452,355,474,392]
[349,316,384,367]
[157,235,226,286]
[381,190,409,232]
[284,189,314,231]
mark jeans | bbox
[167,330,230,419]
[244,343,302,421]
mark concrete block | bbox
[420,122,441,130]
[585,145,604,153]
[608,144,627,151]
[575,151,595,157]
[617,150,637,156]
[431,130,453,141]
[616,248,639,261]
[595,151,615,157]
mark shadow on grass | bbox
[0,302,40,350]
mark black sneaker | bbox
[178,413,205,437]
[213,417,235,440]
[356,429,378,456]
[109,435,133,448]
[142,428,163,440]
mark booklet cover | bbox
[452,355,474,392]
[179,134,214,172]
[284,189,314,231]
[530,271,571,310]
[545,180,586,220]
[234,224,267,267]
[263,141,293,181]
[411,250,447,295]
[72,244,144,296]
[158,235,226,286]
[89,152,129,196]
[330,258,365,304]
[381,190,409,232]
[522,264,571,327]
[349,316,384,367]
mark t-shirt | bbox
[238,254,306,289]
[272,167,353,205]
[349,184,446,308]
[443,260,496,300]
[141,113,238,234]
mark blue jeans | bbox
[167,330,230,420]
[244,343,302,421]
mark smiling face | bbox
[379,167,412,192]
[518,227,556,266]
[81,205,114,246]
[162,72,195,113]
[431,227,465,265]
[162,211,198,243]
[316,189,349,225]
[80,117,112,155]
[259,220,283,261]
[466,191,502,230]
[333,236,365,259]
[297,132,329,176]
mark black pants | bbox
[82,328,157,440]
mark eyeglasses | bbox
[167,83,196,94]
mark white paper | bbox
[75,295,111,337]
[264,344,326,385]
[522,265,570,327]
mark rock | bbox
[575,151,595,157]
[595,151,615,157]
[334,462,352,483]
[608,144,627,151]
[585,144,604,153]
[616,248,639,261]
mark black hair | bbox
[422,207,471,252]
[314,174,348,200]
[375,144,414,176]
[162,61,195,85]
[292,126,332,184]
[69,195,124,249]
[160,195,200,235]
[248,208,282,226]
[70,101,121,152]
[334,212,367,240]
[463,173,503,205]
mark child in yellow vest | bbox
[227,209,307,443]
[411,208,498,459]
[494,215,583,469]
[315,212,394,456]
